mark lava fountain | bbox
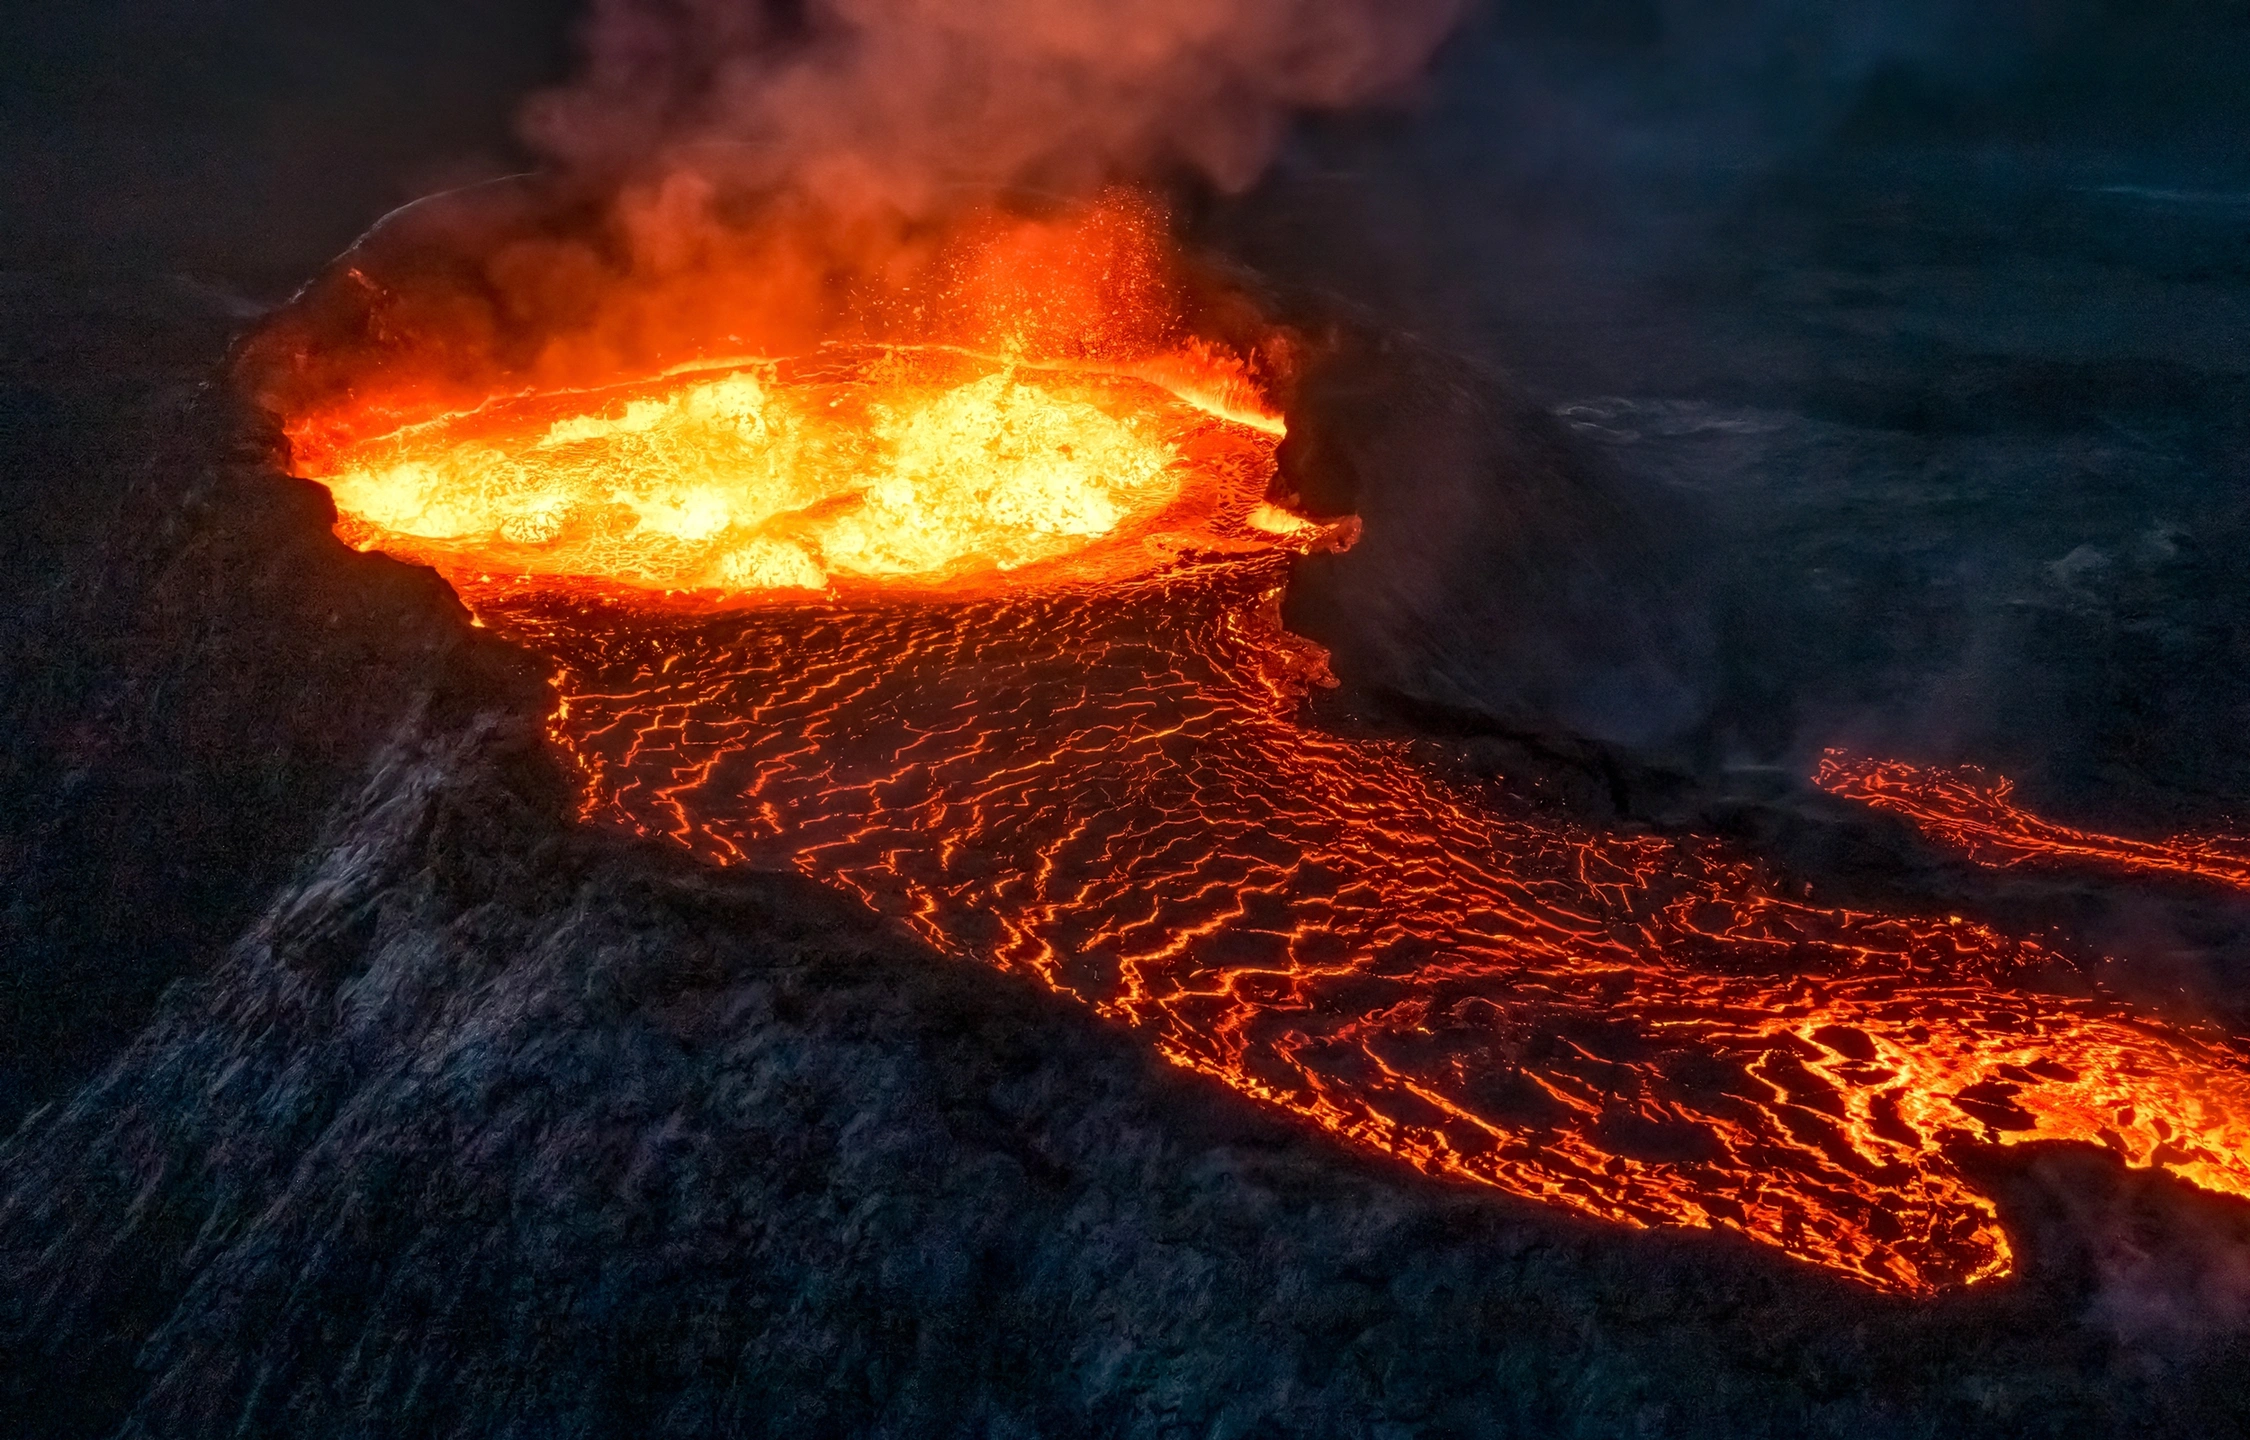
[252,189,2250,1298]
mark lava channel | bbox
[292,346,2250,1298]
[1818,752,2250,892]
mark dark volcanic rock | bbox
[3,278,2249,1439]
[0,279,543,1122]
[1278,326,1717,764]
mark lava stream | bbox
[296,352,2250,1299]
[1817,753,2250,891]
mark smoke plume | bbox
[521,0,1465,211]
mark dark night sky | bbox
[0,0,578,280]
[4,2,2245,286]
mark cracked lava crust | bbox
[273,224,2250,1300]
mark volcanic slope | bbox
[4,286,2250,1437]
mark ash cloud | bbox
[519,0,1466,210]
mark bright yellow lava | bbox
[310,355,1193,595]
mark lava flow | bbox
[1818,753,2250,891]
[275,203,2250,1299]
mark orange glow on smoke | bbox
[278,193,1291,597]
[274,196,2250,1298]
[1817,753,2250,891]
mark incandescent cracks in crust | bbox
[270,200,2250,1299]
[294,348,2250,1299]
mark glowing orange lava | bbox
[273,199,2250,1298]
[1817,753,2250,892]
[299,349,1277,597]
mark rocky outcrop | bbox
[0,278,542,1120]
[1276,323,1716,767]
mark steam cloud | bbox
[521,0,1465,209]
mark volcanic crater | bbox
[6,147,2250,1440]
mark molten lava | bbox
[300,351,1267,596]
[1818,753,2250,891]
[276,198,2250,1299]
